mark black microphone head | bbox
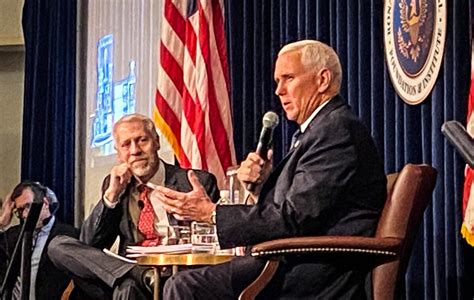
[262,111,279,129]
[441,120,474,168]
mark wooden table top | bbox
[136,252,234,266]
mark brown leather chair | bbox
[60,281,74,300]
[239,164,437,300]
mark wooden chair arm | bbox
[239,236,402,300]
[251,236,402,258]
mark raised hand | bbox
[237,149,273,196]
[0,192,14,228]
[154,170,215,222]
[104,163,132,203]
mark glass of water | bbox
[191,221,217,253]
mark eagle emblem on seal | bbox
[397,0,428,62]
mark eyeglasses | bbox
[13,203,32,218]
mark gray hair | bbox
[279,40,342,94]
[112,113,160,144]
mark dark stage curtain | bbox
[21,0,76,224]
[226,0,473,298]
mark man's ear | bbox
[316,68,332,93]
[42,197,49,209]
[154,135,161,151]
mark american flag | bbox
[461,65,474,246]
[153,0,236,188]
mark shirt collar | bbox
[146,159,166,187]
[39,215,55,234]
[300,98,331,133]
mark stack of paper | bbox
[126,244,193,257]
[125,244,217,257]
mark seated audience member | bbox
[0,181,78,300]
[155,40,387,299]
[48,113,220,299]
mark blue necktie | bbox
[290,129,301,150]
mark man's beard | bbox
[130,156,158,178]
[132,164,152,177]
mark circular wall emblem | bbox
[384,0,447,105]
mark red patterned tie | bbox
[138,185,161,246]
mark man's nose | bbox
[130,141,142,154]
[275,82,285,96]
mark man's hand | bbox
[0,193,14,228]
[154,170,216,222]
[237,150,273,197]
[104,163,132,203]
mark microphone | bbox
[441,120,474,168]
[247,111,280,192]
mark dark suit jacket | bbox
[217,96,387,298]
[80,162,220,256]
[0,220,79,300]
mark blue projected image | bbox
[91,34,137,155]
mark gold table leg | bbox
[172,265,179,275]
[153,267,159,300]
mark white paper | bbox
[126,243,194,254]
[125,244,217,257]
[103,248,137,264]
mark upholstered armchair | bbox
[239,164,437,300]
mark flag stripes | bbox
[155,0,236,188]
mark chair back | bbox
[372,164,437,300]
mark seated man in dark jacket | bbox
[0,181,78,300]
[47,114,220,299]
[156,39,387,299]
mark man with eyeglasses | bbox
[0,181,78,300]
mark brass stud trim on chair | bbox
[251,247,397,257]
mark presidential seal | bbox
[384,0,447,105]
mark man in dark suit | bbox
[48,113,219,299]
[156,40,387,299]
[0,181,78,300]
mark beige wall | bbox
[0,50,24,201]
[0,0,24,204]
[0,0,24,46]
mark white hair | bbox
[279,40,342,94]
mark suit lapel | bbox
[258,95,346,200]
[164,163,179,190]
[258,148,296,199]
[121,179,137,244]
[164,163,180,225]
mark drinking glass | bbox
[156,224,191,245]
[191,221,217,253]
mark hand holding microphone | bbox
[238,112,279,193]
